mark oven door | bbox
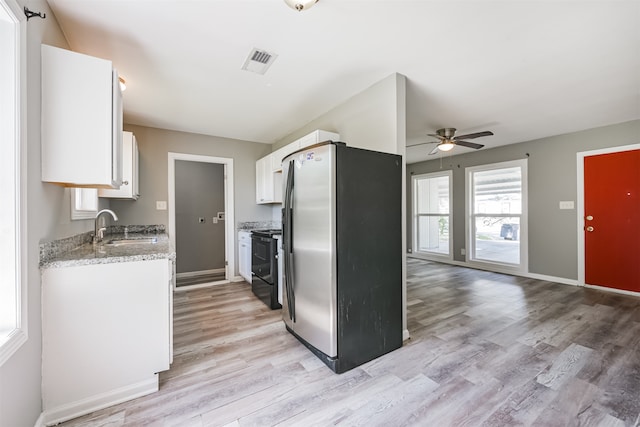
[251,235,274,284]
[251,234,281,309]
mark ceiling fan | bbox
[409,128,494,155]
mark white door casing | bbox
[168,152,235,290]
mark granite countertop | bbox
[40,226,176,269]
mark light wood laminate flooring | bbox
[60,259,640,426]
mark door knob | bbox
[586,226,594,232]
[586,215,593,221]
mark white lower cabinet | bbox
[238,231,252,282]
[41,259,172,425]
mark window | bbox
[466,160,528,271]
[71,188,99,220]
[412,171,452,257]
[0,0,26,366]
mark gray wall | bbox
[111,124,271,226]
[175,160,225,273]
[109,124,273,275]
[0,2,108,426]
[407,119,640,281]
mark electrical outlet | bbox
[461,248,466,256]
[213,217,218,224]
[156,201,167,210]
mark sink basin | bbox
[104,237,158,246]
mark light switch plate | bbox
[156,201,167,210]
[559,201,574,210]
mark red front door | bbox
[584,149,640,292]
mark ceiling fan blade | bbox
[427,133,446,140]
[428,145,441,155]
[454,131,493,140]
[455,140,484,150]
[406,141,439,148]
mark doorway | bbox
[577,144,640,293]
[168,153,235,291]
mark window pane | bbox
[474,216,520,264]
[416,176,449,214]
[75,188,98,211]
[0,6,18,343]
[0,223,17,338]
[417,215,449,255]
[473,167,522,214]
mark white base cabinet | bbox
[238,231,252,282]
[41,259,172,425]
[99,131,140,199]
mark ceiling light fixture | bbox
[118,76,126,92]
[284,0,319,12]
[438,141,455,152]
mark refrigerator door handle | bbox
[283,160,296,322]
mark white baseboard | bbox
[524,272,578,286]
[585,283,640,298]
[33,413,45,427]
[175,268,225,279]
[402,329,410,341]
[231,275,246,283]
[42,376,158,426]
[174,279,231,292]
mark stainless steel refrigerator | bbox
[282,141,402,374]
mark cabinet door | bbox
[41,45,123,187]
[42,259,170,413]
[99,132,139,199]
[256,156,274,203]
[238,234,252,282]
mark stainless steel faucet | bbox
[94,209,119,244]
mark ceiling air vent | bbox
[241,48,278,75]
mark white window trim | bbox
[70,188,99,220]
[0,0,27,366]
[411,170,453,261]
[465,159,528,274]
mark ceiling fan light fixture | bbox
[438,142,455,152]
[284,0,319,12]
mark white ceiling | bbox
[46,0,640,163]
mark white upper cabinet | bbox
[99,131,139,199]
[41,45,123,188]
[256,154,281,204]
[256,130,339,205]
[270,130,340,173]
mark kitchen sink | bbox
[104,237,158,246]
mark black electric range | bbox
[251,229,282,309]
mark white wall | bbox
[0,1,105,426]
[272,73,409,338]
